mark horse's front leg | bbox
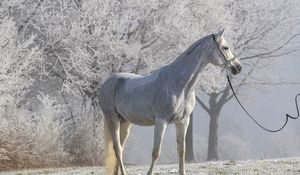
[175,117,190,175]
[147,117,167,175]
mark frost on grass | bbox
[0,148,10,161]
[1,157,300,175]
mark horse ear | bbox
[218,29,225,37]
[214,29,225,41]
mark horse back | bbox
[98,73,157,124]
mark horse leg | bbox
[120,120,131,147]
[115,120,131,173]
[106,117,126,175]
[147,118,167,175]
[175,117,190,175]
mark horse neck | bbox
[161,36,212,94]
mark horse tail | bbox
[104,119,117,175]
[99,75,124,174]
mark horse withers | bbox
[98,30,241,175]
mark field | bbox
[1,157,300,175]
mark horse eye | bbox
[222,46,229,50]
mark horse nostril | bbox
[234,62,242,72]
[231,66,238,75]
[230,63,242,75]
[237,64,242,72]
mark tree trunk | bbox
[207,110,220,161]
[186,112,195,162]
[206,93,222,161]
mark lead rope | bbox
[227,75,300,132]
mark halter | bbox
[211,34,237,64]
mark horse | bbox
[98,29,242,175]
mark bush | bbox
[0,94,67,169]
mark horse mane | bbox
[171,34,212,63]
[185,34,212,55]
[148,34,212,74]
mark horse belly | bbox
[116,93,155,126]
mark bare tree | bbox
[194,0,300,161]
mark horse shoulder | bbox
[152,85,185,118]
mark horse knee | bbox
[152,149,160,160]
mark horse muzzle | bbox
[229,60,242,75]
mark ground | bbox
[1,158,300,175]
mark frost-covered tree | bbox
[0,17,68,168]
[5,0,228,164]
[1,0,299,168]
[1,0,227,165]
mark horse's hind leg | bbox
[106,115,126,175]
[115,120,131,173]
[120,120,131,147]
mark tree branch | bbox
[196,95,210,113]
[240,33,300,60]
[61,92,76,124]
[141,35,160,50]
[235,22,280,51]
[18,0,44,33]
[217,86,230,105]
[240,81,300,86]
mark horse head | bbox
[211,29,242,75]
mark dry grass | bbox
[0,95,104,171]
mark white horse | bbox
[98,30,242,175]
